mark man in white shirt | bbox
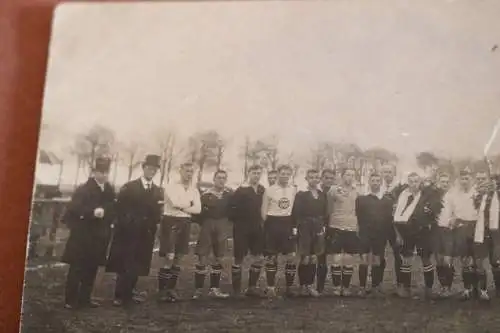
[261,164,298,298]
[158,162,201,302]
[446,168,483,301]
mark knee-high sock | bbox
[298,264,307,286]
[210,264,223,289]
[308,263,317,286]
[359,264,368,289]
[248,264,262,288]
[194,264,206,290]
[477,269,487,291]
[446,265,454,288]
[331,265,342,287]
[462,266,474,290]
[265,263,278,287]
[158,267,169,291]
[437,265,446,287]
[231,265,242,293]
[492,265,500,291]
[285,263,297,288]
[317,255,328,292]
[371,265,382,287]
[400,263,412,289]
[166,265,180,290]
[341,266,354,289]
[423,264,435,289]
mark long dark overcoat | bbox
[106,178,163,276]
[61,178,116,267]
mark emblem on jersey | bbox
[278,197,291,209]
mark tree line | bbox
[40,123,499,188]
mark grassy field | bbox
[21,234,500,333]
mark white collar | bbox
[369,190,384,200]
[141,177,153,188]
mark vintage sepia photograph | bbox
[21,1,500,332]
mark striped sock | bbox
[167,265,180,290]
[231,265,242,293]
[265,263,278,287]
[158,267,169,291]
[194,264,206,290]
[285,263,297,288]
[423,264,435,289]
[331,265,342,287]
[210,264,223,289]
[400,264,412,289]
[248,264,261,288]
[342,266,354,289]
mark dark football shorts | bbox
[297,217,325,256]
[327,227,360,255]
[453,220,488,259]
[233,222,264,260]
[159,216,191,257]
[431,226,454,257]
[395,224,432,258]
[195,218,231,258]
[358,228,387,256]
[264,216,295,255]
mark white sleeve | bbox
[183,189,201,214]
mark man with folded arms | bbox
[158,162,201,302]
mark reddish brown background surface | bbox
[0,1,125,331]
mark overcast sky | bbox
[40,0,500,174]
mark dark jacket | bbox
[355,193,393,232]
[106,178,163,276]
[228,184,266,227]
[395,186,443,228]
[61,178,116,267]
[199,188,233,221]
[291,189,328,228]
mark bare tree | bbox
[154,130,178,187]
[188,130,225,184]
[72,125,115,176]
[249,135,280,171]
[310,141,335,170]
[119,140,145,181]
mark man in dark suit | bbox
[106,154,163,306]
[61,157,116,309]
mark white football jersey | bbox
[265,184,297,216]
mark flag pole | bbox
[483,118,500,176]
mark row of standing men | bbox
[60,154,500,308]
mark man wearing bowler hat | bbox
[61,157,116,309]
[106,154,164,306]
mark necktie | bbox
[402,194,415,214]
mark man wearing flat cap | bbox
[61,157,116,309]
[106,154,164,306]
